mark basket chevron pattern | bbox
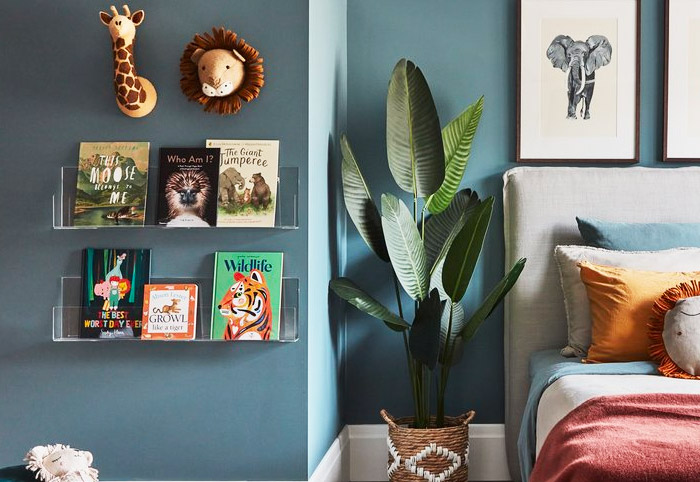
[388,437,469,481]
[381,409,475,482]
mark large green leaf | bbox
[442,197,494,303]
[381,193,429,301]
[429,257,447,300]
[438,301,465,365]
[426,97,485,214]
[329,278,409,331]
[386,59,445,197]
[424,189,480,273]
[340,135,390,262]
[460,258,526,342]
[409,288,443,370]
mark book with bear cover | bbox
[73,142,149,226]
[210,252,284,340]
[141,284,198,340]
[80,248,151,339]
[157,147,220,227]
[206,140,279,228]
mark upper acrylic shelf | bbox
[53,166,299,230]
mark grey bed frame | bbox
[502,166,700,481]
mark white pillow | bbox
[554,246,700,357]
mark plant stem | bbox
[436,306,453,427]
[392,272,404,320]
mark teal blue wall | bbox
[344,0,665,424]
[0,1,310,480]
[307,0,346,476]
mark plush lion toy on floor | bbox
[25,444,98,482]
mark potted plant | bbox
[329,59,526,482]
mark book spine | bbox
[210,252,219,339]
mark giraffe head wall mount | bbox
[99,5,157,118]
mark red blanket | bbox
[530,393,700,482]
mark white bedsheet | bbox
[536,374,700,457]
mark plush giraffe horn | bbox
[109,5,119,16]
[122,4,131,17]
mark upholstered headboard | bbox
[502,166,700,481]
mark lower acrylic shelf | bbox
[53,277,299,342]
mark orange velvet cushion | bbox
[578,261,700,363]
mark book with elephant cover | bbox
[141,284,198,340]
[73,142,149,227]
[206,140,279,228]
[210,252,284,340]
[156,147,220,227]
[79,248,151,339]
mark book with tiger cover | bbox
[141,284,198,340]
[80,248,151,339]
[156,147,220,227]
[210,252,284,340]
[206,140,279,228]
[73,142,149,227]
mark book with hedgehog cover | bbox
[206,140,279,228]
[141,284,198,340]
[157,147,220,227]
[80,248,151,339]
[211,252,284,340]
[73,142,149,226]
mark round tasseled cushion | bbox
[650,281,700,379]
[0,465,36,482]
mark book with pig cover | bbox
[80,248,151,339]
[210,252,283,340]
[206,140,279,228]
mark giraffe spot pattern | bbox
[112,40,147,107]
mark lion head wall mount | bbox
[180,27,265,115]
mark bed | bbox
[502,166,700,481]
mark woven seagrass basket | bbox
[381,409,475,482]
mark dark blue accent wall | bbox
[344,0,666,424]
[0,1,310,480]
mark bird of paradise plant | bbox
[330,58,526,428]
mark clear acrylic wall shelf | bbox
[53,166,299,229]
[53,276,299,342]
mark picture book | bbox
[206,140,279,228]
[157,147,220,227]
[211,252,284,340]
[73,142,149,226]
[142,284,198,340]
[80,248,151,339]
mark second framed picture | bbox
[665,0,700,161]
[517,0,640,163]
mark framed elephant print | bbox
[517,0,640,163]
[665,0,700,161]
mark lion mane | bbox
[180,27,264,115]
[25,444,98,482]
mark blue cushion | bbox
[0,466,35,482]
[576,217,700,251]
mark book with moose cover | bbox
[141,284,198,340]
[157,147,220,227]
[80,248,151,339]
[211,252,284,340]
[73,142,149,226]
[206,140,279,228]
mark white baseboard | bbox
[107,423,508,482]
[309,426,350,482]
[347,423,510,482]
